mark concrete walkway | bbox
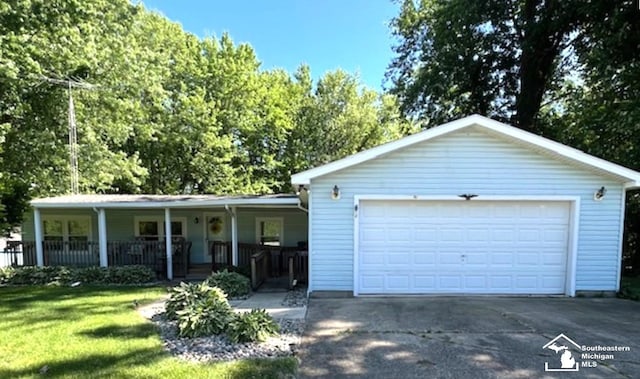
[230,292,307,319]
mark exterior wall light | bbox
[194,217,200,224]
[594,186,607,201]
[331,185,341,200]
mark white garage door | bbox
[357,200,571,295]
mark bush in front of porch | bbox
[206,269,251,298]
[0,265,156,286]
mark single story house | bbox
[22,195,309,281]
[23,115,640,296]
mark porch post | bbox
[33,208,44,267]
[97,208,108,267]
[165,208,173,280]
[231,206,238,266]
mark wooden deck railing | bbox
[42,240,100,267]
[209,241,258,271]
[209,241,309,289]
[287,250,309,289]
[250,250,269,290]
[107,240,166,276]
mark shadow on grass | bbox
[0,285,167,325]
[0,347,165,378]
[79,323,157,339]
[0,285,167,312]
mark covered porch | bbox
[17,194,308,288]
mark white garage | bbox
[291,115,640,297]
[356,199,574,295]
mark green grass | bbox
[0,285,297,378]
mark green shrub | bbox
[0,265,155,285]
[227,265,251,279]
[227,309,279,343]
[73,266,107,283]
[106,266,155,284]
[1,266,71,285]
[166,282,234,337]
[0,266,16,284]
[206,269,251,298]
[165,281,204,320]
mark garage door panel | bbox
[387,275,410,289]
[358,200,570,295]
[414,253,436,264]
[439,275,462,289]
[360,275,384,292]
[414,275,436,290]
[541,275,565,289]
[491,253,514,265]
[465,275,487,289]
[361,228,386,242]
[388,252,411,265]
[492,229,516,242]
[490,276,512,289]
[361,253,385,265]
[467,229,490,241]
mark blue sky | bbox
[140,0,399,91]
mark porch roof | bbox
[31,194,301,209]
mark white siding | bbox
[310,129,624,292]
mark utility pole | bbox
[40,76,96,194]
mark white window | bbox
[255,217,283,246]
[134,217,186,241]
[42,216,91,242]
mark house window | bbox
[256,217,283,246]
[42,216,91,242]
[138,221,160,241]
[68,219,90,242]
[134,217,186,240]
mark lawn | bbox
[620,276,640,300]
[0,285,296,378]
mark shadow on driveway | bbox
[298,297,640,378]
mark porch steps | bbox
[182,264,212,281]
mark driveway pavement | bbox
[298,297,640,378]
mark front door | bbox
[203,212,227,263]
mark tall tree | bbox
[386,0,594,132]
[288,67,414,173]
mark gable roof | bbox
[291,114,640,188]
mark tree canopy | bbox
[386,0,640,136]
[0,0,412,234]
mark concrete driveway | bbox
[298,297,640,378]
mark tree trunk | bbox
[516,0,563,133]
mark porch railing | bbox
[287,250,309,289]
[209,241,309,289]
[1,241,35,267]
[44,240,100,267]
[107,240,166,276]
[250,250,268,290]
[3,239,191,278]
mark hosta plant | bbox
[227,309,280,343]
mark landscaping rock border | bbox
[138,300,305,362]
[282,286,308,307]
